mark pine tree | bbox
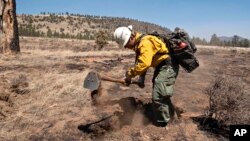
[210,34,221,46]
[47,28,53,37]
[241,39,250,47]
[232,35,240,47]
[95,30,108,50]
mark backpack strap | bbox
[134,34,146,65]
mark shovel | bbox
[83,71,139,91]
[83,71,140,103]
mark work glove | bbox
[138,75,145,88]
[124,71,132,86]
[138,72,146,88]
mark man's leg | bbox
[152,83,175,126]
[152,65,178,126]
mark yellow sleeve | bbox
[128,39,155,77]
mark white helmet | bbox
[114,25,133,47]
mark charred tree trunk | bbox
[0,0,20,54]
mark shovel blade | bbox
[83,71,101,91]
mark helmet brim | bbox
[122,32,131,47]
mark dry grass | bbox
[198,45,250,51]
[0,37,249,140]
[0,37,131,140]
[0,64,91,138]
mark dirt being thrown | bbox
[78,97,153,138]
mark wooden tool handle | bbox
[99,74,126,84]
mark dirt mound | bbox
[78,97,152,138]
[78,85,187,140]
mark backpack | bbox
[148,30,199,73]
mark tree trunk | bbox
[0,0,20,54]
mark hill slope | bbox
[17,14,171,39]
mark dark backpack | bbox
[148,30,199,73]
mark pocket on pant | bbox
[162,83,174,97]
[155,82,174,97]
[155,66,177,83]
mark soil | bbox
[0,37,249,141]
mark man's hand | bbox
[124,71,132,86]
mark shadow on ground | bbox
[192,115,229,139]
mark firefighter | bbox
[113,25,179,128]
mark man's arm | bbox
[128,39,154,77]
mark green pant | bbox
[152,64,179,126]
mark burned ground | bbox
[0,37,249,141]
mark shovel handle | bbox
[99,74,139,85]
[100,74,126,84]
